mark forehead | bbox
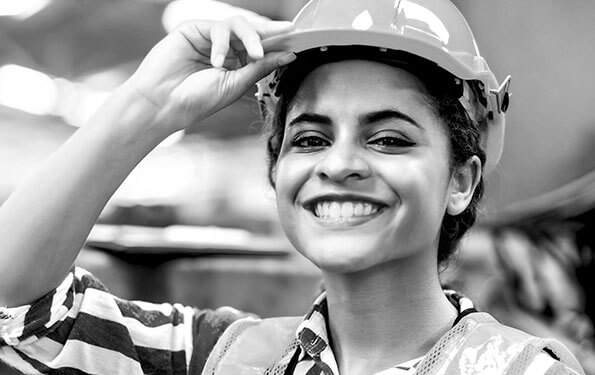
[288,60,431,115]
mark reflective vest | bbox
[202,312,584,375]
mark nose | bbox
[314,140,372,182]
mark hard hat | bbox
[257,0,511,172]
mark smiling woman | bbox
[275,60,459,275]
[269,52,486,269]
[0,0,585,374]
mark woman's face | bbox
[274,60,454,274]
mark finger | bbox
[213,46,247,70]
[210,22,232,68]
[169,20,215,60]
[251,21,295,40]
[228,22,294,51]
[227,16,264,61]
[232,51,296,93]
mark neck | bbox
[322,254,457,375]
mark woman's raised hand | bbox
[125,16,295,135]
[0,17,295,307]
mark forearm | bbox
[0,85,169,306]
[0,16,294,307]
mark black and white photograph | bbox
[1,1,594,374]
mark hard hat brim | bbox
[263,29,496,86]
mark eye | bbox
[292,133,330,150]
[369,136,414,149]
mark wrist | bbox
[89,83,173,147]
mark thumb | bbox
[233,52,296,92]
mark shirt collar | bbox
[296,291,330,361]
[294,290,476,362]
[295,291,341,375]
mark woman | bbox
[0,0,584,374]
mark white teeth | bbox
[329,202,340,218]
[341,202,354,217]
[354,203,364,216]
[313,201,381,219]
[323,202,330,217]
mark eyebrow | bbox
[287,110,422,130]
[288,113,332,128]
[362,110,422,130]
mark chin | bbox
[295,238,388,274]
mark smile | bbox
[312,201,383,220]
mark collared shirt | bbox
[291,291,476,375]
[0,267,485,375]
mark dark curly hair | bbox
[262,47,486,265]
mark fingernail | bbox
[213,54,225,68]
[277,52,296,66]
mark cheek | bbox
[274,155,310,212]
[420,162,452,228]
[386,156,451,223]
[273,155,315,253]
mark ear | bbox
[447,156,482,216]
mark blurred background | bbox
[1,0,594,373]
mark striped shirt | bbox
[0,267,529,375]
[0,267,475,375]
[0,267,248,374]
